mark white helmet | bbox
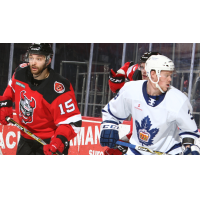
[145,55,175,93]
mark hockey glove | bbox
[117,61,134,75]
[183,145,200,155]
[182,137,200,155]
[0,96,13,125]
[108,69,125,93]
[100,121,119,148]
[43,134,69,155]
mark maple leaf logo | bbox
[135,116,159,146]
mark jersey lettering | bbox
[59,99,75,115]
[65,99,75,113]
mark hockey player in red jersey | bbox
[0,43,82,155]
[108,52,161,93]
[105,52,160,155]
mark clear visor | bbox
[159,69,176,79]
[138,63,146,71]
[25,52,50,63]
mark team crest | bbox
[19,91,36,124]
[54,81,65,93]
[135,116,159,146]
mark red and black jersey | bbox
[119,62,141,81]
[4,65,82,141]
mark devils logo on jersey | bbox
[135,116,159,146]
[54,81,65,93]
[19,91,36,124]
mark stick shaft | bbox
[116,141,167,155]
[6,117,63,155]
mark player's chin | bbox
[31,69,41,75]
[142,75,148,80]
[162,86,169,92]
[31,72,40,76]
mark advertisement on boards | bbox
[0,115,131,155]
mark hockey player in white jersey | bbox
[100,55,200,155]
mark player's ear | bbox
[151,70,157,81]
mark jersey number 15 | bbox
[58,99,75,115]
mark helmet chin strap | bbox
[149,73,165,93]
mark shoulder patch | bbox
[39,70,71,104]
[54,81,65,93]
[19,63,29,68]
[15,65,30,83]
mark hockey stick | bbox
[116,141,168,155]
[6,117,63,155]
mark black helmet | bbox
[140,51,161,63]
[26,43,53,63]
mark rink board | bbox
[0,114,131,155]
[1,114,199,155]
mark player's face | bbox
[140,63,148,80]
[158,70,173,92]
[29,54,46,75]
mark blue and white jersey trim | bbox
[166,143,182,154]
[107,103,127,120]
[179,132,200,138]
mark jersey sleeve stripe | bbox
[102,109,107,113]
[127,65,134,77]
[12,87,15,93]
[8,79,12,87]
[166,142,182,154]
[8,80,15,93]
[168,147,183,155]
[70,124,81,134]
[57,114,82,125]
[107,103,127,120]
[179,132,200,138]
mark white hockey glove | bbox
[182,138,200,155]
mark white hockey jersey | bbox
[102,80,200,155]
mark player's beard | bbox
[30,64,46,76]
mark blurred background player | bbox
[101,55,200,155]
[108,52,161,94]
[105,51,160,155]
[0,43,82,155]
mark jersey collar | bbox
[142,81,166,107]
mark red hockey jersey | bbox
[118,62,139,81]
[3,65,82,141]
